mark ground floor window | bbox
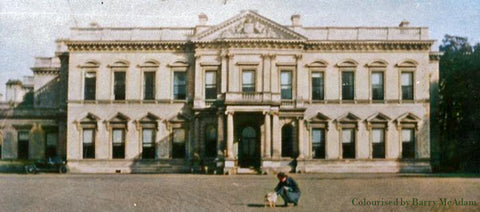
[402,128,415,159]
[372,128,385,158]
[281,125,294,158]
[83,129,95,159]
[142,129,155,159]
[311,128,326,159]
[172,129,185,158]
[46,133,57,158]
[205,125,217,158]
[18,131,29,159]
[112,129,125,159]
[342,128,355,159]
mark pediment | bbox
[80,113,100,123]
[310,112,330,122]
[195,11,306,41]
[395,112,420,123]
[366,112,391,123]
[335,112,361,122]
[108,112,130,122]
[139,112,161,122]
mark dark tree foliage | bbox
[438,35,480,172]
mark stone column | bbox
[263,111,271,158]
[217,111,225,157]
[220,52,228,94]
[271,111,281,158]
[226,111,234,159]
[297,118,305,159]
[194,116,200,157]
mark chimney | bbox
[291,14,301,26]
[198,13,208,25]
[399,20,410,27]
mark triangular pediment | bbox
[80,113,100,123]
[195,11,307,41]
[310,112,330,122]
[108,112,130,122]
[140,112,161,122]
[366,112,391,123]
[335,112,361,123]
[395,112,420,123]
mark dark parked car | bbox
[25,156,67,174]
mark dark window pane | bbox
[281,71,292,100]
[242,71,255,92]
[205,72,217,99]
[342,72,354,100]
[112,129,125,159]
[84,72,96,100]
[18,132,29,159]
[371,72,384,100]
[114,72,126,100]
[312,128,325,159]
[46,133,57,158]
[205,126,217,157]
[342,129,355,159]
[401,72,413,100]
[172,129,185,158]
[282,125,295,157]
[372,129,385,158]
[83,129,95,159]
[312,73,324,100]
[402,129,415,158]
[173,72,186,100]
[144,72,155,100]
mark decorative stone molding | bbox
[305,41,434,51]
[334,112,361,130]
[137,59,160,68]
[396,59,419,67]
[366,59,389,68]
[336,59,359,68]
[306,60,328,68]
[365,112,391,130]
[394,112,420,130]
[66,41,189,52]
[429,51,443,61]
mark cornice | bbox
[305,40,434,51]
[65,41,191,52]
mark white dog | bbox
[264,192,277,208]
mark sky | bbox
[0,0,479,97]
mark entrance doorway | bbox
[238,126,260,168]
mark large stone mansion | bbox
[0,10,441,174]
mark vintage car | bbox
[25,156,67,174]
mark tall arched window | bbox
[205,125,217,157]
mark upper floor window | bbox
[342,71,354,100]
[401,72,414,100]
[242,70,255,92]
[173,72,186,100]
[312,72,324,100]
[281,71,292,100]
[143,72,155,100]
[371,72,384,100]
[84,72,96,100]
[114,72,126,100]
[205,71,217,100]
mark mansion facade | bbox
[0,11,441,174]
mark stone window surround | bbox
[306,60,328,104]
[395,112,420,159]
[138,60,160,101]
[108,61,129,101]
[203,67,219,100]
[239,66,258,92]
[365,113,391,159]
[78,60,100,101]
[307,112,330,160]
[335,112,360,159]
[134,112,162,160]
[74,113,100,159]
[104,112,130,159]
[169,61,189,102]
[337,59,358,103]
[276,63,296,101]
[367,59,388,103]
[396,59,418,103]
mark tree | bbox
[438,35,480,172]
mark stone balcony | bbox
[193,92,306,109]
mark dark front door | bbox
[238,126,259,168]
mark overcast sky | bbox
[1,0,479,97]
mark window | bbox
[45,133,57,158]
[18,131,29,159]
[312,72,324,100]
[84,72,96,100]
[342,128,355,159]
[112,129,125,159]
[114,72,126,100]
[205,125,217,158]
[372,128,385,158]
[205,71,217,99]
[402,129,415,158]
[281,124,295,158]
[312,128,325,159]
[83,129,95,159]
[281,71,292,99]
[172,129,185,158]
[142,129,155,159]
[173,72,186,100]
[144,72,155,100]
[342,71,354,100]
[371,72,384,100]
[401,72,414,100]
[242,70,255,92]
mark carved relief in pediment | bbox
[219,17,282,39]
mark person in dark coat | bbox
[274,172,301,206]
